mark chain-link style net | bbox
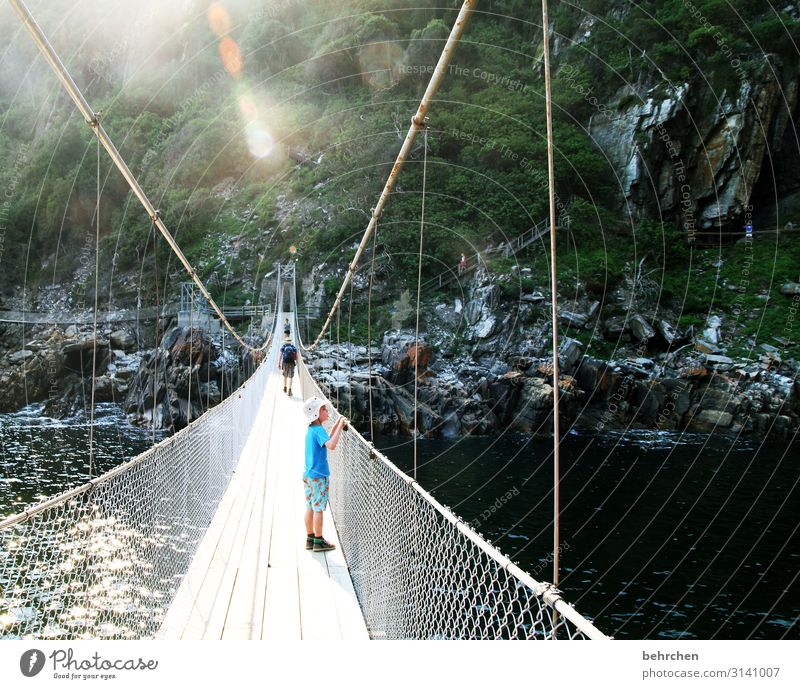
[297,357,607,640]
[0,358,271,640]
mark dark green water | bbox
[2,405,796,640]
[377,429,799,640]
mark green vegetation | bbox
[562,0,800,90]
[0,0,797,356]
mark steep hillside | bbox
[0,0,798,419]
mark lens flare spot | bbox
[245,121,274,158]
[358,43,405,89]
[219,37,243,77]
[238,94,257,121]
[207,3,231,37]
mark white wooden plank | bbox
[220,416,273,639]
[262,401,303,639]
[328,564,370,640]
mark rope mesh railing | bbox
[0,353,271,640]
[296,354,608,640]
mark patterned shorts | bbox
[282,362,295,379]
[303,475,330,512]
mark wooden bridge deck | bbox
[157,321,369,640]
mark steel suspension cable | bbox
[306,0,477,350]
[366,221,378,441]
[188,288,193,426]
[412,126,429,481]
[88,134,100,478]
[152,221,158,443]
[347,277,354,420]
[336,300,341,409]
[8,0,267,353]
[541,0,561,592]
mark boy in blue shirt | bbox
[303,396,346,552]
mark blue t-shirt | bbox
[305,424,330,478]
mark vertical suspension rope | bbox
[367,221,378,440]
[220,329,225,403]
[327,317,332,400]
[541,0,561,593]
[152,220,159,444]
[88,133,100,478]
[347,276,354,420]
[336,301,341,409]
[188,285,193,427]
[206,298,212,414]
[412,126,429,481]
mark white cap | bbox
[303,396,325,423]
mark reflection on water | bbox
[377,429,800,640]
[0,403,160,519]
[0,405,206,639]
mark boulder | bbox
[559,310,589,328]
[464,299,483,326]
[109,329,137,351]
[629,315,655,342]
[704,354,734,366]
[8,349,34,363]
[558,337,583,370]
[510,378,554,432]
[694,339,721,354]
[698,387,739,413]
[679,365,709,379]
[521,292,546,304]
[689,409,733,430]
[656,320,678,345]
[473,314,497,339]
[702,315,722,345]
[434,303,461,328]
[62,337,109,354]
[661,378,692,416]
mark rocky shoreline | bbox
[1,294,797,441]
[303,329,798,440]
[0,320,262,431]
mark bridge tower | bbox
[177,282,221,334]
[277,262,297,314]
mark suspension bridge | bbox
[0,0,610,640]
[0,265,606,640]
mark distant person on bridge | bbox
[278,336,297,396]
[302,397,347,552]
[283,318,291,336]
[459,252,467,274]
